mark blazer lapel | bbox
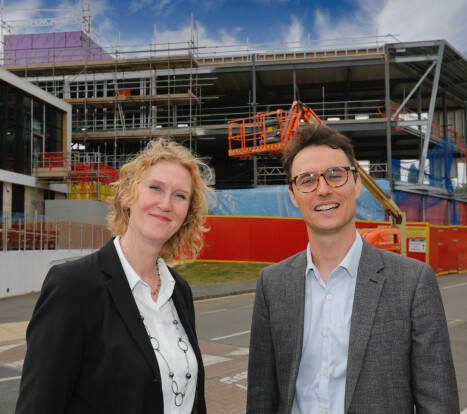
[283,252,307,408]
[171,282,204,373]
[344,242,385,412]
[100,240,161,381]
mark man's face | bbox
[288,145,361,239]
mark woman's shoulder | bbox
[45,242,115,291]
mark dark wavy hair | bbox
[281,123,357,186]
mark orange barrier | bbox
[198,216,467,275]
[199,216,308,263]
[429,225,467,275]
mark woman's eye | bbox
[175,193,187,200]
[150,185,161,191]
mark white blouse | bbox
[114,236,198,413]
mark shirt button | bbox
[323,331,329,337]
[321,409,327,414]
[321,369,327,376]
[326,293,332,299]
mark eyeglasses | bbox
[290,166,357,193]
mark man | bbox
[247,124,459,413]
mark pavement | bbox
[2,276,466,414]
[0,279,257,414]
[0,279,258,335]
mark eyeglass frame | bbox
[289,166,357,193]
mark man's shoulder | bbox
[261,250,307,276]
[361,241,433,279]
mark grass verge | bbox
[172,261,270,286]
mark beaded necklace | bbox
[140,270,191,407]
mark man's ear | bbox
[354,173,362,200]
[288,186,299,208]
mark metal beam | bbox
[252,54,258,187]
[390,61,436,120]
[394,55,438,63]
[387,40,442,49]
[418,41,445,185]
[384,45,393,185]
[7,16,82,28]
[396,120,429,127]
[206,57,385,74]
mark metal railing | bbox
[0,212,112,252]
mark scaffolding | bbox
[1,2,466,200]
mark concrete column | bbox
[25,186,44,216]
[2,182,12,214]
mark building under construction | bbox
[1,18,467,225]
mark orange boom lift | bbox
[228,101,407,255]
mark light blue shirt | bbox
[291,232,363,414]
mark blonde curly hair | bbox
[107,138,213,263]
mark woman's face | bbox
[126,160,192,248]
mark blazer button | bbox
[153,378,159,382]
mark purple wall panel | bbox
[5,31,113,65]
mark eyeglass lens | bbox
[295,167,350,192]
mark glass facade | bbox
[0,80,63,175]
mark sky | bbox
[2,0,467,55]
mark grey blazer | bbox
[247,241,459,414]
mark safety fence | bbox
[198,216,467,276]
[0,213,112,252]
[35,152,119,202]
[2,213,466,275]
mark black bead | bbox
[186,373,191,379]
[169,372,174,378]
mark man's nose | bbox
[315,174,332,194]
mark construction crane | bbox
[228,100,407,255]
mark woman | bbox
[16,138,211,414]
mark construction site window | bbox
[96,81,104,98]
[44,107,62,153]
[70,83,78,99]
[12,184,24,217]
[44,189,54,201]
[22,97,32,176]
[78,83,86,99]
[33,101,44,135]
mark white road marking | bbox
[220,371,248,385]
[0,376,21,383]
[202,354,232,367]
[211,330,251,341]
[198,308,227,315]
[4,360,24,370]
[442,282,467,289]
[0,341,26,354]
[196,292,255,303]
[227,347,249,356]
[447,319,464,328]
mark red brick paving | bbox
[1,338,248,413]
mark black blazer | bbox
[16,239,206,414]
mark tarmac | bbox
[2,276,466,414]
[0,278,258,339]
[0,279,258,414]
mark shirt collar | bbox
[306,231,363,279]
[113,236,176,301]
